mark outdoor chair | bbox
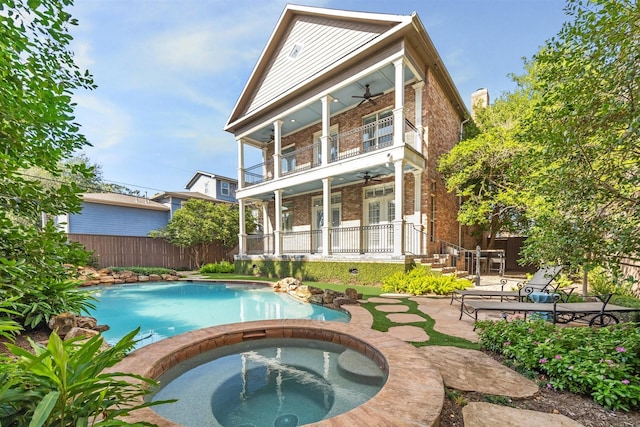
[450,265,564,305]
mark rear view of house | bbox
[225,5,475,273]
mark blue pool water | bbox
[87,282,350,347]
[151,338,386,427]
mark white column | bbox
[262,202,269,234]
[274,189,282,256]
[261,147,269,180]
[237,138,245,189]
[322,177,332,256]
[412,81,425,153]
[413,170,423,255]
[320,95,332,165]
[393,160,405,256]
[238,199,246,256]
[393,58,405,147]
[272,120,283,179]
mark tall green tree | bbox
[521,0,640,276]
[438,88,534,248]
[150,199,255,268]
[1,0,96,328]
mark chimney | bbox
[471,88,489,119]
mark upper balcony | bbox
[241,115,421,191]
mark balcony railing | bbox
[243,159,274,186]
[246,233,274,255]
[242,116,418,187]
[281,142,320,176]
[281,229,322,254]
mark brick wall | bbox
[261,76,472,253]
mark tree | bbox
[150,199,255,268]
[1,0,96,328]
[520,0,640,278]
[438,88,534,248]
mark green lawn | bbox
[199,273,476,349]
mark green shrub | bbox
[234,259,408,286]
[476,319,640,411]
[589,266,635,297]
[200,261,235,274]
[381,265,472,295]
[1,328,174,426]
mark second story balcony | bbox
[240,115,420,188]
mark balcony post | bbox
[237,138,245,189]
[272,120,283,179]
[413,169,423,254]
[320,95,332,165]
[322,177,332,256]
[273,189,282,256]
[393,58,405,147]
[262,147,269,180]
[238,199,246,256]
[412,81,425,153]
[393,159,405,256]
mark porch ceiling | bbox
[248,161,420,202]
[247,64,416,145]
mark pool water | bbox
[87,282,350,347]
[150,338,386,427]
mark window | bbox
[364,184,395,225]
[282,201,293,232]
[221,181,230,196]
[362,110,393,151]
[312,126,339,165]
[281,146,296,173]
[204,182,209,194]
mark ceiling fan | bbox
[359,171,382,184]
[352,84,383,106]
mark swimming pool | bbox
[87,281,350,347]
[151,337,386,426]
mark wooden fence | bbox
[67,234,234,270]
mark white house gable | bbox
[245,14,400,116]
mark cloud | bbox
[72,40,95,72]
[146,2,285,75]
[73,94,132,150]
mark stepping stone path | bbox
[387,325,429,342]
[386,313,425,323]
[462,402,584,427]
[367,295,585,426]
[374,304,409,313]
[420,346,538,398]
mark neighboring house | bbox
[151,191,230,218]
[56,193,169,237]
[225,5,476,265]
[184,170,238,203]
[60,192,232,268]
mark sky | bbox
[68,0,569,196]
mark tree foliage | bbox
[521,0,640,273]
[1,0,96,328]
[438,88,534,248]
[150,199,255,267]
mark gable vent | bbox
[289,43,304,59]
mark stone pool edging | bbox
[110,318,444,426]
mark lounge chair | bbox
[459,293,640,328]
[450,265,564,305]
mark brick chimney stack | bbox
[471,88,489,119]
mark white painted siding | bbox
[247,16,391,114]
